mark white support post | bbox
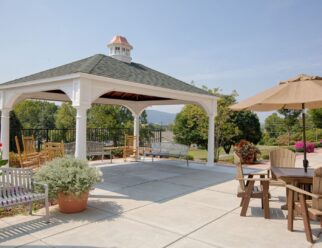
[75,106,88,159]
[207,114,215,166]
[0,108,10,165]
[133,114,140,160]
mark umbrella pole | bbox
[302,103,308,172]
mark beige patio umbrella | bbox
[230,74,322,172]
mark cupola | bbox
[107,35,133,63]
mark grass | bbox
[189,145,286,162]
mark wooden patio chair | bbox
[44,141,64,160]
[123,135,137,161]
[269,148,296,187]
[234,153,271,219]
[287,167,322,243]
[22,135,49,163]
[15,136,41,168]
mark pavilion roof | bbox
[1,54,211,96]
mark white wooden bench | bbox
[0,167,49,222]
[64,141,112,162]
[144,142,190,166]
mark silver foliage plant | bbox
[34,157,103,199]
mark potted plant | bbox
[234,140,261,164]
[35,157,102,213]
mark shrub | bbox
[276,134,291,146]
[185,154,194,161]
[34,157,103,199]
[314,142,322,148]
[294,141,315,153]
[111,148,123,157]
[288,147,296,152]
[261,154,270,160]
[234,140,261,164]
[9,152,20,167]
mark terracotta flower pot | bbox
[58,191,89,213]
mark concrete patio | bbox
[1,160,322,248]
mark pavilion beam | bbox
[0,108,10,165]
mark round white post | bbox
[75,106,87,159]
[1,108,10,164]
[133,114,140,160]
[207,114,215,166]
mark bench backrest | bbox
[87,141,104,153]
[64,142,76,155]
[151,142,189,155]
[64,141,105,155]
[0,168,33,199]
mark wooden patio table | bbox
[271,167,314,209]
[271,167,314,184]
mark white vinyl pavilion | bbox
[0,55,217,165]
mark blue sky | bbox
[1,0,322,120]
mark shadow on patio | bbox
[0,201,123,244]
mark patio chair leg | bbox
[299,194,313,243]
[287,188,294,232]
[240,197,244,207]
[262,181,270,219]
[240,181,254,217]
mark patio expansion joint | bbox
[160,205,241,248]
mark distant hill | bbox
[146,110,177,125]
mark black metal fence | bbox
[10,127,162,152]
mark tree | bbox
[87,105,145,129]
[278,109,302,146]
[173,87,262,162]
[309,109,322,128]
[204,87,261,159]
[55,103,76,129]
[14,100,58,129]
[264,113,286,139]
[232,111,262,144]
[173,104,208,147]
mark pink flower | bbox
[294,141,315,153]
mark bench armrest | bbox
[32,180,49,195]
[286,185,322,199]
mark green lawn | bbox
[189,145,283,162]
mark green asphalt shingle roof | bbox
[1,54,212,96]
